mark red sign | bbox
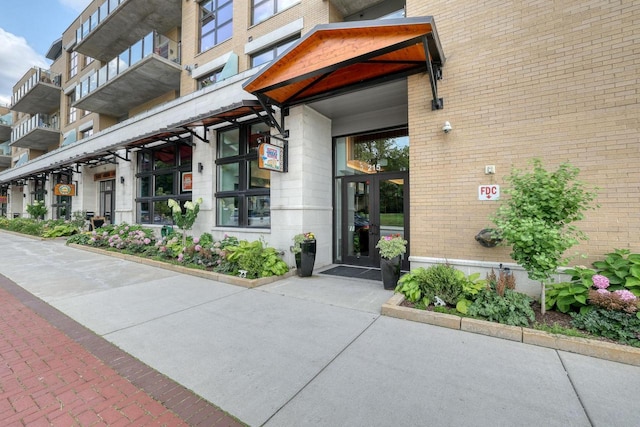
[182,172,193,192]
[0,196,7,204]
[478,185,500,201]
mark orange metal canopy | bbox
[243,16,445,109]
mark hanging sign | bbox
[182,172,193,192]
[0,196,7,203]
[478,184,500,200]
[258,143,284,172]
[54,184,76,196]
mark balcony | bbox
[75,0,182,62]
[73,32,181,117]
[11,68,62,115]
[9,114,60,151]
[0,113,12,142]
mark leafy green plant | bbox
[396,272,424,303]
[42,223,78,238]
[455,272,487,314]
[592,249,640,296]
[226,239,289,278]
[375,234,407,259]
[168,198,203,246]
[533,322,589,338]
[571,308,640,347]
[491,159,598,313]
[467,288,535,327]
[26,200,48,220]
[291,232,315,254]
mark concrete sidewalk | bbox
[1,231,639,426]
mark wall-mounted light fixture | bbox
[198,162,204,173]
[442,121,452,134]
[120,176,125,184]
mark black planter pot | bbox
[380,256,401,290]
[295,240,316,277]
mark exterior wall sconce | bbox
[198,162,204,173]
[442,121,452,133]
[120,176,125,184]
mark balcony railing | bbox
[11,114,60,143]
[76,0,126,44]
[75,31,180,101]
[11,68,61,107]
[0,113,12,126]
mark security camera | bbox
[442,121,452,133]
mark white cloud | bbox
[0,28,49,107]
[59,0,92,13]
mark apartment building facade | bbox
[0,0,638,293]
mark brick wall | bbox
[407,0,640,265]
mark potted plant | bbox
[292,232,316,277]
[376,234,407,289]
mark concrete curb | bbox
[382,293,640,366]
[68,243,296,288]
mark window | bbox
[68,92,77,124]
[199,0,233,53]
[198,68,223,89]
[52,173,72,220]
[69,51,78,78]
[250,35,299,67]
[81,128,93,139]
[136,139,193,224]
[99,179,115,223]
[84,55,94,67]
[252,0,299,25]
[216,121,271,228]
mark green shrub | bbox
[592,249,640,296]
[468,288,535,327]
[225,239,288,278]
[571,308,640,347]
[417,264,465,306]
[42,223,78,238]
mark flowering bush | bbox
[375,234,407,259]
[291,232,316,254]
[168,198,203,245]
[592,274,610,289]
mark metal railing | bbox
[76,0,126,44]
[10,114,60,143]
[11,68,62,106]
[75,31,180,101]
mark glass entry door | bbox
[342,172,408,269]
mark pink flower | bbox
[159,246,167,252]
[592,275,610,289]
[596,288,609,295]
[195,245,202,252]
[178,253,184,262]
[193,237,200,244]
[143,238,151,245]
[614,289,637,302]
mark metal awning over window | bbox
[243,16,446,115]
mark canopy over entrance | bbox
[243,16,446,122]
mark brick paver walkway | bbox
[0,275,244,426]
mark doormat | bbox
[320,266,381,281]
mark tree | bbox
[168,198,203,246]
[491,159,598,314]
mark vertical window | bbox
[252,0,299,25]
[199,0,233,53]
[84,55,94,67]
[250,36,298,67]
[99,179,115,223]
[136,139,194,224]
[216,121,271,228]
[68,92,77,124]
[52,173,72,220]
[69,51,78,78]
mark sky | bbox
[0,0,92,106]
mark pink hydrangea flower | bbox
[143,238,151,245]
[596,288,609,295]
[193,237,200,244]
[195,245,202,252]
[178,253,184,262]
[614,289,637,302]
[592,275,610,289]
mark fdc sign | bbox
[478,184,500,201]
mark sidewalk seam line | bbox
[556,351,595,427]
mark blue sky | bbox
[0,0,91,106]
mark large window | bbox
[52,173,73,220]
[136,140,193,224]
[216,121,271,228]
[199,0,233,52]
[68,92,77,124]
[250,35,299,68]
[69,51,78,78]
[252,0,299,25]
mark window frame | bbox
[250,35,299,68]
[199,0,233,53]
[135,139,194,225]
[251,0,299,25]
[215,120,271,228]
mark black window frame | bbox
[135,138,194,225]
[215,120,271,228]
[250,35,299,68]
